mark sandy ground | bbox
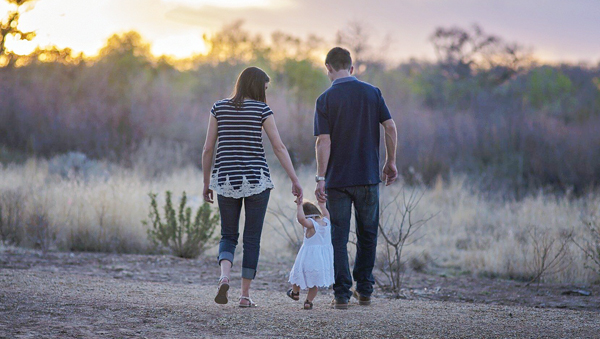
[1,250,600,338]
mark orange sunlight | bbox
[0,0,294,59]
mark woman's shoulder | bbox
[212,99,232,109]
[217,99,268,110]
[215,98,230,104]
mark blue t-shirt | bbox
[313,76,392,189]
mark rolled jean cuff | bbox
[218,251,234,265]
[242,267,256,280]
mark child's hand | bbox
[295,196,303,205]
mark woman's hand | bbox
[203,184,214,203]
[292,180,303,201]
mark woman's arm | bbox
[263,115,303,200]
[295,197,313,229]
[201,115,218,203]
[317,200,330,220]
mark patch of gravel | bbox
[1,269,599,339]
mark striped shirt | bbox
[208,99,275,198]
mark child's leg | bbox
[307,287,318,302]
[292,284,300,293]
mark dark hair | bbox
[230,66,270,109]
[325,47,352,71]
[302,201,322,217]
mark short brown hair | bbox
[302,201,322,217]
[325,47,352,71]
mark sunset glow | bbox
[151,34,208,58]
[160,0,282,9]
[0,0,598,62]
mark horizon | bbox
[2,0,600,65]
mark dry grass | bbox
[1,157,599,284]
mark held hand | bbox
[291,180,303,201]
[294,196,303,205]
[203,185,214,203]
[315,180,327,203]
[382,162,398,186]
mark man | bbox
[314,47,398,310]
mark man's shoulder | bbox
[317,86,335,100]
[355,79,380,93]
[316,79,381,103]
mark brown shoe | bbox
[353,290,371,306]
[331,297,349,309]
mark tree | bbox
[430,24,529,84]
[201,20,264,64]
[0,0,36,66]
[335,21,391,77]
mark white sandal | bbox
[214,276,229,305]
[239,296,257,308]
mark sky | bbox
[2,0,599,63]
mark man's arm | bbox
[382,119,398,185]
[315,134,331,202]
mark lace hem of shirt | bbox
[209,168,274,198]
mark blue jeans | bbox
[217,189,270,280]
[327,184,379,300]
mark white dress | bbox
[288,217,335,290]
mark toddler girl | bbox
[286,198,334,309]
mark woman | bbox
[202,66,303,307]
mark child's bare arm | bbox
[296,197,314,229]
[317,200,330,219]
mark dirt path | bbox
[2,249,600,338]
[1,269,598,338]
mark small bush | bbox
[376,187,435,295]
[574,217,600,277]
[409,253,430,273]
[144,191,219,259]
[523,225,573,286]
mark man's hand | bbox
[315,180,327,203]
[382,162,398,186]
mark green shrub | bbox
[144,191,219,259]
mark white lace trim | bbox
[209,168,274,198]
[289,267,335,289]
